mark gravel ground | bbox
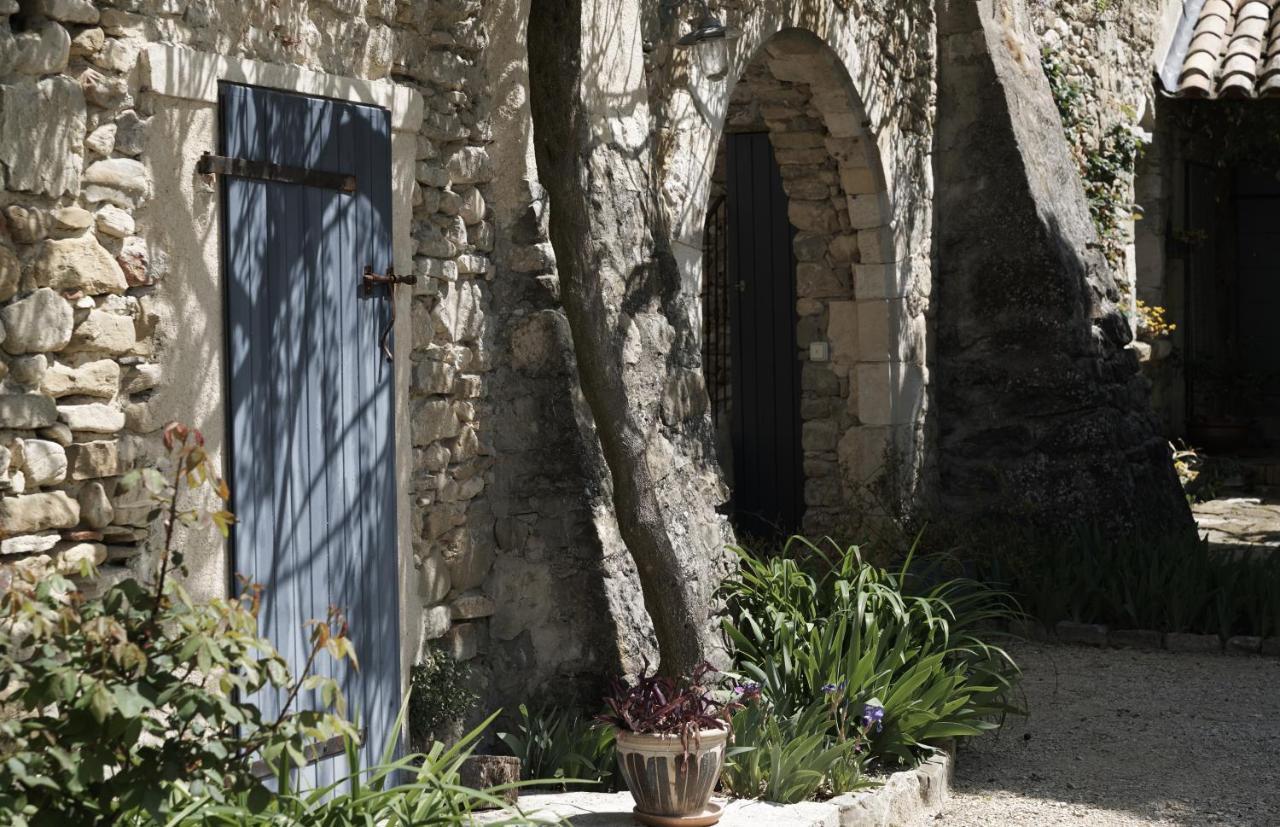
[925,642,1280,826]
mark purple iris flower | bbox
[861,703,885,732]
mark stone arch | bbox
[696,28,920,538]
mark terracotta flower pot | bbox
[614,727,728,822]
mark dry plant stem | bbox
[228,623,328,766]
[146,456,187,636]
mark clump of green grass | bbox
[721,537,1021,767]
[984,527,1280,639]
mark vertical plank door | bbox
[221,81,400,789]
[1232,165,1280,442]
[726,132,804,537]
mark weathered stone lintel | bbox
[141,44,424,133]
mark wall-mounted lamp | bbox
[660,0,740,81]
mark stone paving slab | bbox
[476,792,839,826]
[474,751,952,826]
[1192,494,1280,553]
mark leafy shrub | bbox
[722,537,1020,766]
[497,703,617,790]
[720,698,873,803]
[1136,300,1176,341]
[0,422,547,826]
[0,424,358,826]
[409,644,478,746]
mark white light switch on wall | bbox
[809,341,830,362]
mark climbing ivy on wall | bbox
[1083,124,1143,256]
[1043,47,1087,128]
[1042,45,1145,277]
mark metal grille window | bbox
[701,193,730,419]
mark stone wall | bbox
[460,0,942,714]
[657,2,938,548]
[0,0,619,724]
[1025,0,1186,439]
[0,0,1193,731]
[437,0,662,717]
[0,0,941,720]
[0,4,412,570]
[0,0,659,726]
[402,0,502,678]
[0,9,407,603]
[1,0,185,584]
[1030,0,1180,299]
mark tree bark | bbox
[526,0,727,677]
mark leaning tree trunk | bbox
[526,0,728,677]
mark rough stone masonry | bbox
[0,0,1194,729]
[0,0,663,728]
[932,0,1192,540]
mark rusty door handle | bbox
[362,265,417,362]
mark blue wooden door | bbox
[220,82,400,787]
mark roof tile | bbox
[1167,0,1280,98]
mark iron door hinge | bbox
[197,151,357,194]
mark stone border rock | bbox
[829,748,952,827]
[474,749,953,826]
[1020,620,1280,657]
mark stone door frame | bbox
[138,44,422,702]
[673,25,930,534]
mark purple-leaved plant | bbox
[598,661,743,758]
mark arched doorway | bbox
[700,29,902,541]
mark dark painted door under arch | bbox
[726,132,803,537]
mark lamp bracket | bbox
[659,0,710,25]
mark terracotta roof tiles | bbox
[1163,0,1280,98]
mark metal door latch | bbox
[362,265,417,362]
